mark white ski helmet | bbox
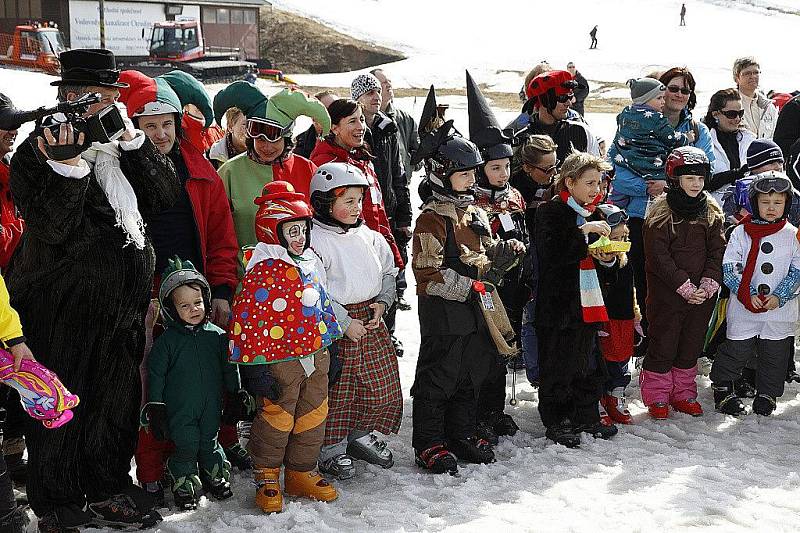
[309,162,371,228]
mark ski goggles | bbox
[752,175,792,195]
[246,118,292,142]
[604,209,629,227]
[556,92,575,103]
[717,109,745,120]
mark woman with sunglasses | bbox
[702,88,756,208]
[309,99,404,270]
[218,87,330,252]
[659,67,715,165]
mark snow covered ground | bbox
[4,0,800,530]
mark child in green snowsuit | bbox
[141,258,250,511]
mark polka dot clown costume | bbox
[230,180,341,513]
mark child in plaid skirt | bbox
[308,162,403,480]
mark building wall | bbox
[201,5,258,59]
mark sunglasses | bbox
[752,176,791,195]
[246,118,292,142]
[666,85,691,95]
[556,93,574,104]
[530,161,559,175]
[717,109,745,119]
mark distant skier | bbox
[680,4,687,26]
[589,25,598,49]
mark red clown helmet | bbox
[254,181,313,247]
[524,70,578,113]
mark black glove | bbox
[240,364,281,401]
[491,241,522,273]
[482,268,505,287]
[223,389,255,425]
[144,403,169,441]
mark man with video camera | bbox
[4,49,179,533]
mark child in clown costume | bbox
[229,181,342,513]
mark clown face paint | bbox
[282,220,308,255]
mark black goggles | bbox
[246,118,292,142]
[556,92,575,103]
[752,176,792,195]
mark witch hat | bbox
[466,71,512,161]
[418,85,443,136]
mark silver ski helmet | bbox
[309,162,370,228]
[158,256,211,324]
[748,170,794,222]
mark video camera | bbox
[0,93,127,162]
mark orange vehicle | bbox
[0,22,65,74]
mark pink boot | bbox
[670,366,703,416]
[639,369,672,419]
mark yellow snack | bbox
[588,236,632,253]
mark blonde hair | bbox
[645,193,723,229]
[733,56,759,80]
[521,134,557,166]
[224,107,244,131]
[555,151,612,192]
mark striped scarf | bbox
[560,190,609,324]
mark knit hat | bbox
[213,80,268,124]
[351,73,381,102]
[118,70,181,119]
[628,78,665,105]
[159,70,214,128]
[263,87,331,136]
[746,139,784,171]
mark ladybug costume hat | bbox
[254,181,313,250]
[522,70,578,115]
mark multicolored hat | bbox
[118,70,181,118]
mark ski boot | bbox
[415,444,458,475]
[346,433,394,468]
[224,443,254,471]
[0,506,28,533]
[598,401,613,427]
[201,463,233,500]
[396,296,412,311]
[752,394,777,417]
[488,411,519,437]
[671,398,703,417]
[712,382,746,416]
[254,467,283,514]
[87,493,161,529]
[601,390,633,424]
[545,420,580,448]
[647,402,669,420]
[318,453,356,480]
[170,475,201,512]
[284,469,337,502]
[448,437,495,464]
[476,419,499,446]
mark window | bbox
[231,9,243,24]
[244,9,256,24]
[202,7,216,23]
[216,8,229,24]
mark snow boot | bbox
[488,411,519,437]
[648,402,669,420]
[735,368,757,398]
[3,453,26,486]
[284,469,338,502]
[36,511,81,533]
[476,419,499,446]
[448,437,496,464]
[171,475,201,512]
[415,444,458,475]
[201,463,233,501]
[752,394,777,417]
[318,453,356,480]
[598,401,613,427]
[574,421,618,440]
[671,398,703,417]
[602,390,633,424]
[346,433,394,468]
[0,506,28,533]
[545,420,580,448]
[87,493,160,529]
[712,382,746,416]
[223,443,253,471]
[254,467,283,513]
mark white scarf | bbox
[82,140,147,249]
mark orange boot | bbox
[284,469,338,502]
[254,467,283,513]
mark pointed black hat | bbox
[466,71,512,161]
[418,84,440,136]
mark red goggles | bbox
[246,118,292,142]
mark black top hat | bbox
[50,49,128,88]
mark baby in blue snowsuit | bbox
[609,78,692,182]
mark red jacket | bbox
[273,153,317,201]
[0,160,23,270]
[181,113,224,154]
[180,138,239,299]
[310,139,404,268]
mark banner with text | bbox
[69,0,165,56]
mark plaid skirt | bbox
[324,299,403,445]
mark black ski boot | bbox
[574,421,618,440]
[545,420,580,448]
[0,506,28,533]
[447,437,495,464]
[476,420,499,446]
[752,394,777,417]
[223,443,254,471]
[712,382,746,416]
[171,476,200,512]
[415,444,458,476]
[734,368,757,398]
[488,411,519,437]
[201,471,233,501]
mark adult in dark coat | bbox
[567,63,590,117]
[773,94,800,186]
[6,49,179,532]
